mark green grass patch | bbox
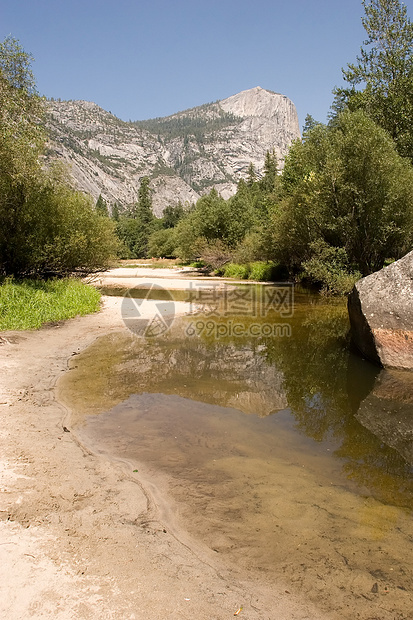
[222,261,287,282]
[222,263,250,279]
[0,278,101,331]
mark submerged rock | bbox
[348,251,413,370]
[355,369,413,465]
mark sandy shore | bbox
[0,276,328,619]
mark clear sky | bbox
[1,0,412,130]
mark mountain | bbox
[46,87,301,216]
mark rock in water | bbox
[347,251,413,369]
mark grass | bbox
[221,261,288,282]
[0,278,101,331]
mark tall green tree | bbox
[162,202,184,228]
[275,110,413,279]
[116,177,155,257]
[135,176,153,227]
[0,37,118,276]
[334,0,413,160]
[260,149,279,193]
[95,194,109,217]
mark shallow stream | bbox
[60,284,413,619]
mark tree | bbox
[148,228,177,258]
[0,37,44,190]
[0,37,118,276]
[274,110,413,281]
[111,203,120,221]
[162,202,184,228]
[334,0,413,160]
[0,36,37,92]
[95,194,109,217]
[260,149,279,193]
[115,177,155,258]
[302,114,321,136]
[246,162,257,187]
[135,176,153,226]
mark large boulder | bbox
[348,251,413,369]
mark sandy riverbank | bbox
[0,281,327,619]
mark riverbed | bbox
[59,277,413,619]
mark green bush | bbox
[302,242,362,295]
[223,263,250,279]
[147,228,177,258]
[222,261,286,281]
[248,262,275,281]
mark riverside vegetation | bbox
[0,38,118,327]
[112,0,413,294]
[1,0,413,332]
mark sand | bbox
[0,276,328,619]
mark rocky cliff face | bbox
[46,87,300,215]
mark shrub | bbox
[147,228,177,258]
[301,241,362,295]
[223,263,250,279]
[248,262,275,281]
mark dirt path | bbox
[0,292,327,619]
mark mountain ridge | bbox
[46,87,301,215]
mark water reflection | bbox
[61,287,413,507]
[59,285,413,618]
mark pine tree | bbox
[111,203,120,221]
[260,149,278,193]
[95,194,109,217]
[136,176,153,226]
[334,0,413,160]
[246,163,257,187]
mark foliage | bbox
[147,228,177,258]
[0,278,101,330]
[248,261,280,282]
[95,194,109,217]
[233,229,267,263]
[259,149,279,193]
[301,241,362,295]
[334,0,413,161]
[222,263,250,279]
[222,261,285,282]
[161,202,185,228]
[0,37,45,191]
[111,203,120,221]
[115,177,155,258]
[0,37,119,276]
[174,187,254,260]
[0,163,119,276]
[274,110,413,277]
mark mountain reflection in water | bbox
[62,288,413,508]
[60,286,413,619]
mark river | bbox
[59,283,413,619]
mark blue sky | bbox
[1,0,412,129]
